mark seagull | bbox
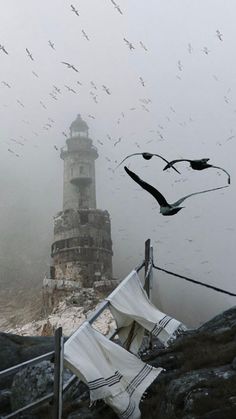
[48,40,55,50]
[140,41,148,51]
[26,48,34,60]
[102,85,111,95]
[203,47,210,55]
[71,4,79,16]
[61,62,79,72]
[32,71,39,78]
[124,38,135,50]
[2,81,11,88]
[163,158,231,184]
[124,166,228,216]
[116,152,180,174]
[65,85,76,93]
[110,0,123,14]
[188,43,192,54]
[53,85,61,94]
[114,137,122,147]
[178,60,183,71]
[216,29,223,41]
[0,44,8,54]
[54,145,59,151]
[17,99,24,108]
[82,30,89,40]
[139,77,145,87]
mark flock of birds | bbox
[116,152,230,216]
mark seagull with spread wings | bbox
[71,4,79,16]
[163,158,230,184]
[61,62,79,72]
[125,166,228,216]
[48,40,55,50]
[110,0,123,14]
[116,152,180,174]
[26,48,34,60]
[0,44,8,54]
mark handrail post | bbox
[144,238,151,296]
[53,327,64,419]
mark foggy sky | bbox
[0,0,236,327]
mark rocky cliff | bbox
[1,306,236,418]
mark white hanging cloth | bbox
[64,321,163,419]
[106,270,185,354]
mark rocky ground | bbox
[1,305,236,418]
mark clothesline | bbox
[153,264,236,297]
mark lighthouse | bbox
[43,115,114,310]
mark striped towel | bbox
[64,321,163,419]
[106,270,185,354]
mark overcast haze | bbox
[0,0,235,327]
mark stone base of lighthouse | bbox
[43,208,118,313]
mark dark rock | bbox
[1,306,236,418]
[0,389,11,415]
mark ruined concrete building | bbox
[43,114,115,310]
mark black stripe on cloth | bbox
[126,364,151,396]
[121,399,136,419]
[88,371,123,390]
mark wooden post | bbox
[126,239,151,351]
[53,327,64,419]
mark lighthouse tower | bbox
[43,115,114,310]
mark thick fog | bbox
[0,0,235,327]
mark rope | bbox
[153,264,236,297]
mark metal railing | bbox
[0,239,153,419]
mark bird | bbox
[139,77,145,87]
[124,38,135,50]
[124,166,228,216]
[32,71,39,78]
[110,0,123,14]
[71,4,79,16]
[82,30,89,41]
[216,29,223,41]
[114,137,122,147]
[163,158,231,184]
[203,47,210,55]
[61,62,79,72]
[102,85,111,95]
[0,44,8,54]
[17,99,24,107]
[188,43,192,53]
[140,41,148,51]
[26,48,34,60]
[65,85,76,93]
[48,40,55,50]
[54,145,59,151]
[116,152,180,174]
[178,60,183,71]
[1,81,11,88]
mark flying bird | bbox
[48,40,55,50]
[110,0,123,14]
[114,137,122,147]
[140,41,148,51]
[71,4,79,16]
[216,29,223,41]
[124,38,135,50]
[82,30,89,40]
[32,71,39,78]
[124,166,228,216]
[54,145,59,151]
[139,77,145,87]
[61,62,79,72]
[102,85,111,95]
[163,158,231,184]
[17,99,24,107]
[26,48,34,60]
[0,44,8,54]
[116,152,180,174]
[65,85,76,93]
[203,47,210,55]
[2,81,11,88]
[188,43,192,54]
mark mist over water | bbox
[0,0,235,328]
